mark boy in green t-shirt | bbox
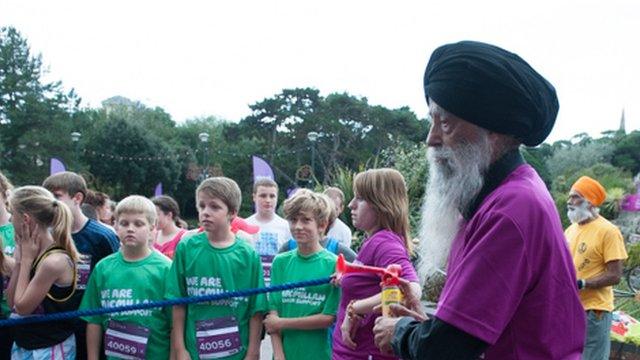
[264,189,340,360]
[80,195,172,360]
[165,177,267,360]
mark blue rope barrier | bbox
[0,276,332,327]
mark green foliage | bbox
[626,243,640,269]
[83,118,181,198]
[547,141,615,180]
[0,26,80,184]
[380,142,428,234]
[551,163,635,227]
[521,146,552,187]
[612,130,640,175]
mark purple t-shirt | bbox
[332,230,419,360]
[435,165,585,359]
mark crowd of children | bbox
[0,168,419,360]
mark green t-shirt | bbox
[0,223,15,257]
[80,251,172,360]
[269,249,340,360]
[1,222,15,317]
[165,233,268,360]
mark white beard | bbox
[567,202,596,224]
[418,133,493,282]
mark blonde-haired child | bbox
[265,189,340,360]
[7,186,79,359]
[80,195,171,360]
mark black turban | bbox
[424,41,558,146]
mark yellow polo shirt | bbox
[566,216,627,312]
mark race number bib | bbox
[256,232,279,286]
[104,320,150,360]
[260,254,275,285]
[76,254,92,290]
[196,316,242,359]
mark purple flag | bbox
[154,183,163,197]
[50,158,66,175]
[252,156,275,183]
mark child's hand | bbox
[174,348,191,360]
[397,278,428,321]
[20,222,39,263]
[263,313,282,334]
[330,272,342,287]
[340,313,360,349]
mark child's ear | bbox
[73,192,84,205]
[318,220,329,234]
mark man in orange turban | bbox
[566,176,627,360]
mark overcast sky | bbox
[1,0,638,143]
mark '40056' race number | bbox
[196,316,242,359]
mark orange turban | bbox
[571,176,606,207]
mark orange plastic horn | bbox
[335,254,402,281]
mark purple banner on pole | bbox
[252,156,275,183]
[154,183,163,197]
[50,158,66,175]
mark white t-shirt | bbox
[246,214,292,285]
[327,218,352,248]
[246,214,292,254]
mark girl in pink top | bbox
[152,195,187,259]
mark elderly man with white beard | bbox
[372,41,586,359]
[566,176,626,360]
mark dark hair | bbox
[84,190,110,208]
[152,195,184,227]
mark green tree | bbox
[0,26,80,184]
[612,130,640,175]
[83,118,181,198]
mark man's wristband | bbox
[577,279,586,290]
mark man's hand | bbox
[373,316,402,354]
[264,313,283,334]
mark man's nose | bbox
[426,126,442,147]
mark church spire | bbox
[619,108,626,134]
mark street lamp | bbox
[198,132,210,182]
[307,131,319,177]
[71,131,81,170]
